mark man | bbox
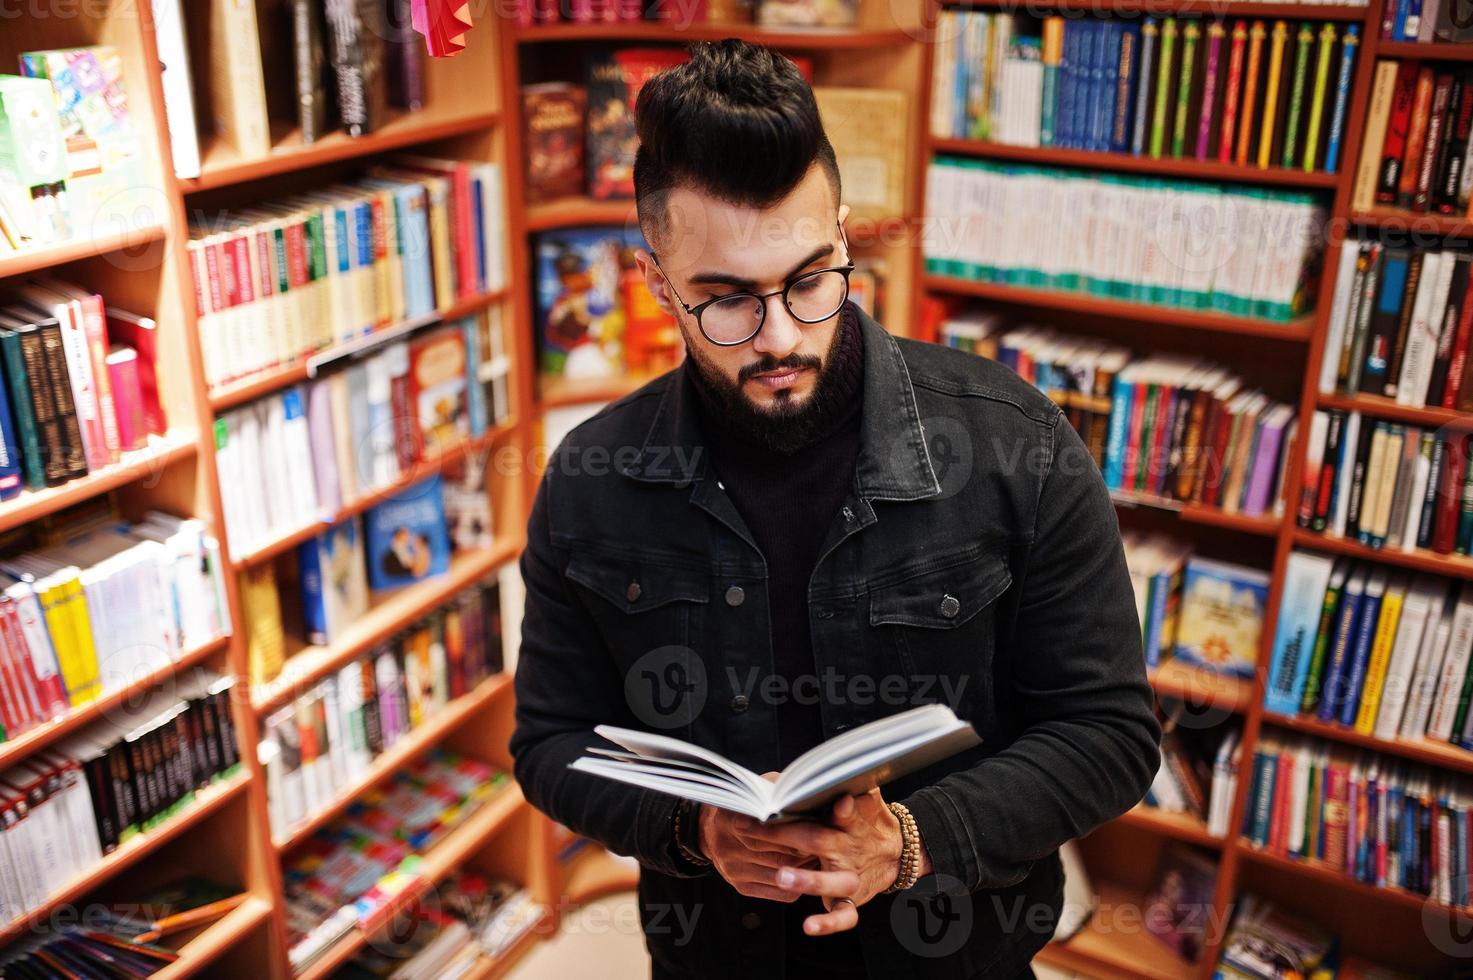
[511,39,1161,979]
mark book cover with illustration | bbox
[298,516,369,647]
[585,49,686,200]
[522,83,585,203]
[364,474,451,592]
[408,324,468,456]
[1172,556,1270,678]
[534,225,645,378]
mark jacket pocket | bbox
[867,549,1012,722]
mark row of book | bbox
[189,157,507,390]
[1297,412,1473,554]
[1245,730,1470,906]
[149,0,426,175]
[512,0,863,27]
[258,578,504,842]
[1381,0,1473,41]
[0,280,168,498]
[341,873,543,979]
[923,158,1326,322]
[213,315,508,558]
[0,672,241,923]
[1267,551,1473,745]
[1352,60,1473,217]
[0,47,149,252]
[0,513,227,740]
[930,12,1359,177]
[283,751,508,972]
[1125,531,1270,677]
[1215,892,1416,978]
[1320,237,1473,408]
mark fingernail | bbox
[777,869,795,888]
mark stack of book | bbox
[0,671,240,918]
[257,578,504,839]
[930,12,1359,176]
[1296,413,1473,555]
[282,752,508,972]
[1244,730,1472,906]
[1125,530,1271,678]
[1266,551,1473,745]
[1319,236,1473,408]
[213,315,507,557]
[0,46,149,250]
[0,282,169,499]
[924,158,1326,322]
[0,512,227,736]
[1216,893,1415,977]
[189,157,506,391]
[1352,60,1473,217]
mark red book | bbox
[1268,749,1295,854]
[106,347,146,452]
[1219,22,1248,164]
[1402,67,1440,209]
[1377,61,1421,204]
[1,592,65,721]
[1123,381,1150,493]
[1443,275,1473,408]
[1147,383,1176,496]
[104,309,167,438]
[1433,434,1467,554]
[1323,763,1350,872]
[0,604,33,736]
[1204,398,1238,508]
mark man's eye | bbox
[789,277,822,295]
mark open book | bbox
[569,704,981,822]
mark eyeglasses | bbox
[652,227,855,347]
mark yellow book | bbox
[242,564,284,689]
[33,573,83,706]
[62,574,101,704]
[1354,61,1401,213]
[1258,22,1291,169]
[1355,577,1406,733]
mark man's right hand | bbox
[697,774,815,902]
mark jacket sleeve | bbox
[901,411,1162,892]
[509,467,704,878]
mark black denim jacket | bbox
[511,307,1162,978]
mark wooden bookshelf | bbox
[537,370,663,409]
[1110,490,1284,537]
[525,195,640,233]
[513,22,915,47]
[151,895,276,980]
[0,224,168,280]
[1149,658,1255,715]
[1119,804,1226,850]
[1263,709,1473,776]
[1036,877,1195,980]
[1317,391,1473,430]
[1290,526,1473,580]
[274,673,514,851]
[943,0,1370,18]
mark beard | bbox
[681,310,852,456]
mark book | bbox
[298,518,370,647]
[203,0,270,158]
[1173,557,1271,678]
[522,83,586,203]
[585,49,685,201]
[323,0,386,138]
[570,703,981,822]
[363,475,451,592]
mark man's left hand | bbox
[736,789,931,936]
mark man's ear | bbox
[838,203,850,229]
[634,248,680,318]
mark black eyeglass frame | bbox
[650,223,856,347]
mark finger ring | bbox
[835,897,856,908]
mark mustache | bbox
[738,353,823,384]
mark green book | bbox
[0,325,43,490]
[1298,563,1346,714]
[1135,383,1160,491]
[1151,18,1178,158]
[1450,645,1473,742]
[1302,23,1338,172]
[1172,21,1200,158]
[1281,22,1315,170]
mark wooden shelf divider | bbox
[151,896,277,980]
[0,224,167,281]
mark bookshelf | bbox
[0,3,547,977]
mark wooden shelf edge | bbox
[524,197,639,233]
[513,23,914,47]
[560,846,640,906]
[0,634,229,772]
[275,673,514,852]
[1290,528,1473,580]
[151,895,275,980]
[208,290,509,412]
[1234,840,1468,916]
[0,771,252,945]
[1109,490,1283,537]
[0,225,167,281]
[0,433,198,535]
[232,420,515,569]
[1317,391,1473,431]
[536,371,664,410]
[1149,659,1254,715]
[181,112,502,193]
[1261,709,1473,776]
[929,137,1342,188]
[252,540,520,717]
[922,275,1316,341]
[293,785,528,980]
[1118,805,1226,850]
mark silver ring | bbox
[835,897,856,908]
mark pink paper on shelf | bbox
[411,0,474,57]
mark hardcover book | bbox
[363,474,451,592]
[1173,556,1270,678]
[523,83,586,203]
[586,49,685,201]
[297,517,369,647]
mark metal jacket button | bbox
[730,694,750,713]
[725,585,745,607]
[939,594,960,618]
[626,581,642,602]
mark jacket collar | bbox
[618,304,941,502]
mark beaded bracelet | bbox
[673,799,712,868]
[884,801,922,893]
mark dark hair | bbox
[633,39,841,248]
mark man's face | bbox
[637,165,851,416]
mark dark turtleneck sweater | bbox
[686,304,865,762]
[687,305,867,972]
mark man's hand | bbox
[697,773,814,903]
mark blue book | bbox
[364,474,452,592]
[0,369,23,501]
[353,200,375,333]
[1265,552,1337,715]
[1393,0,1410,40]
[1401,0,1422,40]
[297,517,369,646]
[1248,748,1278,846]
[1318,566,1367,722]
[364,179,434,318]
[1104,372,1134,489]
[1072,21,1096,150]
[1337,567,1389,726]
[1110,23,1141,154]
[471,175,487,294]
[1458,801,1470,904]
[1083,21,1104,151]
[1057,20,1078,148]
[952,14,970,139]
[1324,26,1359,173]
[1132,18,1158,156]
[1097,22,1122,154]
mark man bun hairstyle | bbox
[633,38,841,248]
